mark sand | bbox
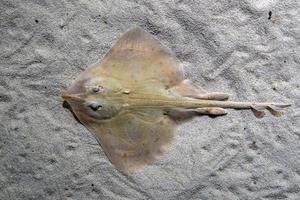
[1,0,299,199]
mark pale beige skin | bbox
[62,27,290,173]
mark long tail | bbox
[183,99,291,118]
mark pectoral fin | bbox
[78,109,175,173]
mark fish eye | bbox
[92,85,104,93]
[88,102,102,111]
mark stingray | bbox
[62,27,290,173]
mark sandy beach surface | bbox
[1,0,299,199]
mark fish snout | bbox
[61,91,85,102]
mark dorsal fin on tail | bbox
[251,103,291,118]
